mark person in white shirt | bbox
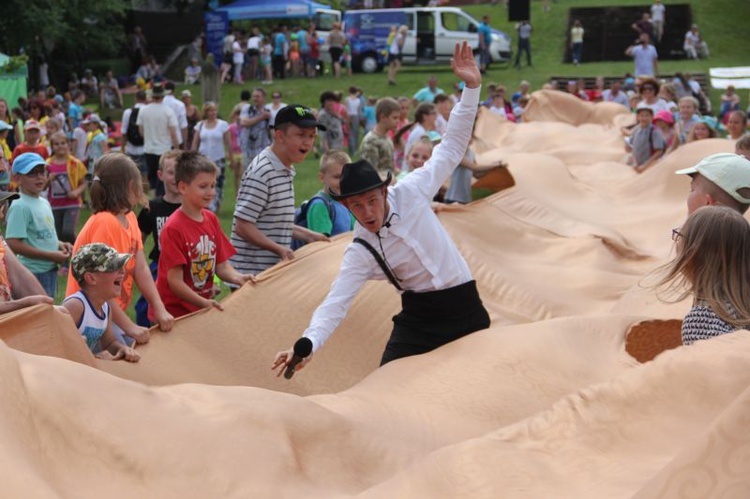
[163,81,188,147]
[683,24,709,59]
[136,83,180,195]
[272,42,490,372]
[601,79,631,108]
[650,0,665,43]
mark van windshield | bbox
[315,12,337,31]
[441,12,476,33]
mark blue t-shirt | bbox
[363,105,376,128]
[413,86,445,103]
[5,192,59,273]
[296,30,309,52]
[68,103,83,129]
[478,22,492,46]
[274,33,287,56]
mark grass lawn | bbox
[61,0,747,314]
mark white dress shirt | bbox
[303,85,481,352]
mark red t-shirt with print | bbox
[155,209,236,319]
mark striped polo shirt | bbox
[230,147,296,275]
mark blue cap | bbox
[0,120,11,132]
[12,152,46,175]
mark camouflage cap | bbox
[71,243,131,283]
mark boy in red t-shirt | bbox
[11,120,49,162]
[155,151,254,318]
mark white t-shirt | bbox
[345,96,361,117]
[232,41,244,64]
[136,101,178,155]
[650,3,665,22]
[247,36,261,51]
[196,119,230,162]
[631,44,658,76]
[264,102,287,127]
[164,94,188,132]
[570,26,584,44]
[72,127,88,161]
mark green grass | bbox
[63,0,746,317]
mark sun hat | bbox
[0,191,19,203]
[675,153,750,204]
[24,120,41,131]
[0,120,12,132]
[330,159,391,200]
[12,152,46,175]
[181,89,192,98]
[273,104,327,131]
[71,243,132,283]
[634,102,654,114]
[653,110,675,125]
[81,114,103,126]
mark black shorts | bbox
[388,53,402,63]
[247,48,260,57]
[329,47,343,62]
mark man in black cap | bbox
[230,103,330,279]
[273,41,489,372]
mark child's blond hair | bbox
[320,150,351,174]
[159,149,183,171]
[90,153,146,213]
[654,205,750,328]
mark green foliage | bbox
[0,0,127,58]
[0,55,29,74]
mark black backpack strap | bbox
[353,237,403,291]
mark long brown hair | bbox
[393,103,435,145]
[654,205,750,327]
[90,153,146,214]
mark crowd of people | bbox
[0,10,749,374]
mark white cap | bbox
[676,153,750,204]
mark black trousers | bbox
[145,153,165,196]
[514,39,532,67]
[380,280,491,366]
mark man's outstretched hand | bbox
[451,41,482,89]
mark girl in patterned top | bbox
[656,206,750,345]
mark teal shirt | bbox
[5,192,59,273]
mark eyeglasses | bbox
[671,227,683,241]
[641,86,655,92]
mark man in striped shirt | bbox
[230,105,329,277]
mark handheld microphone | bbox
[284,337,313,380]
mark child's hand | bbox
[126,325,150,344]
[278,247,295,261]
[52,250,70,264]
[203,298,224,311]
[112,345,140,363]
[153,308,175,332]
[59,241,74,257]
[17,295,54,307]
[305,232,330,244]
[237,274,256,285]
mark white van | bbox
[341,7,512,73]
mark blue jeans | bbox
[33,268,57,298]
[572,42,583,64]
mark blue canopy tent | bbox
[215,0,331,20]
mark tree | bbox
[0,0,127,89]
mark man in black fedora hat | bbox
[230,103,330,280]
[273,41,490,373]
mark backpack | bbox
[291,195,335,250]
[126,107,144,146]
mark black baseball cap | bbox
[273,104,327,131]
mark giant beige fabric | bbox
[1,90,747,497]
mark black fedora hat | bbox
[330,159,392,200]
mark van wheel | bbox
[358,53,380,74]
